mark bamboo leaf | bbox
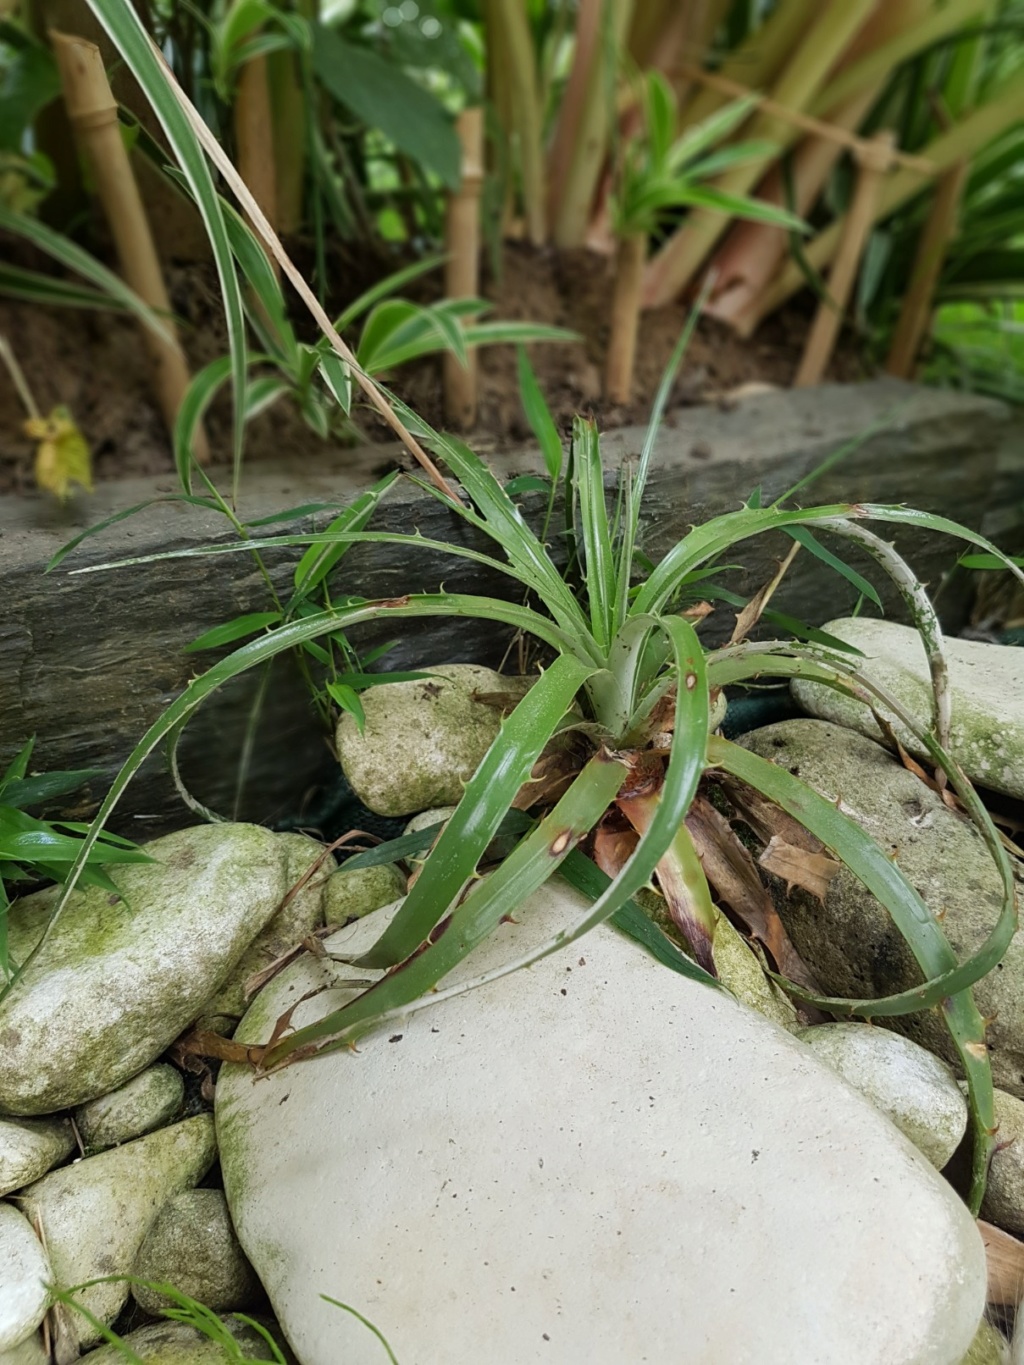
[185,612,283,652]
[516,347,563,482]
[0,206,171,341]
[310,23,460,187]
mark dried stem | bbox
[794,132,895,388]
[443,108,485,429]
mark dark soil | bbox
[0,236,868,494]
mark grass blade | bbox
[84,0,248,499]
[709,733,997,1213]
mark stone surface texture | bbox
[199,833,332,1027]
[0,1116,74,1196]
[0,1203,50,1351]
[792,618,1024,798]
[18,1116,216,1351]
[403,807,458,836]
[323,862,407,924]
[980,1088,1024,1237]
[0,1333,47,1365]
[74,1063,184,1152]
[0,824,293,1115]
[739,720,1024,1096]
[796,1023,967,1167]
[131,1188,263,1315]
[82,1320,287,1363]
[336,666,532,816]
[217,885,985,1365]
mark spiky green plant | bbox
[35,0,1024,1220]
[47,320,1024,1212]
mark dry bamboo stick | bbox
[444,108,485,430]
[794,131,895,388]
[742,81,1024,331]
[50,30,208,462]
[235,52,279,275]
[886,161,970,377]
[605,232,647,404]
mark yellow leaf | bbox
[24,406,92,502]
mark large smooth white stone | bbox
[218,884,986,1365]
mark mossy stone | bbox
[336,665,533,817]
[74,1063,184,1152]
[132,1188,263,1315]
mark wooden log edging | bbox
[1,379,1020,838]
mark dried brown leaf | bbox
[979,1219,1024,1306]
[172,1029,267,1067]
[727,540,801,646]
[759,834,840,904]
[685,795,822,995]
[593,819,638,880]
[719,775,824,853]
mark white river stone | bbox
[82,1319,286,1363]
[0,824,294,1115]
[74,1063,184,1153]
[0,1203,50,1351]
[199,833,332,1029]
[796,1023,967,1168]
[791,618,1024,798]
[0,1333,47,1365]
[0,1116,74,1196]
[17,1115,216,1352]
[336,665,533,816]
[323,862,406,924]
[217,884,985,1365]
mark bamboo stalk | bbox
[704,0,928,331]
[808,0,991,119]
[50,30,208,462]
[743,80,1024,331]
[672,0,819,134]
[605,232,647,404]
[268,50,306,236]
[642,0,879,309]
[676,65,934,173]
[484,0,545,245]
[235,51,279,268]
[444,109,485,430]
[551,0,635,249]
[885,161,970,377]
[546,0,600,239]
[794,132,895,388]
[706,88,879,332]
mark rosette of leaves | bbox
[56,326,1024,1212]
[49,0,1023,1214]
